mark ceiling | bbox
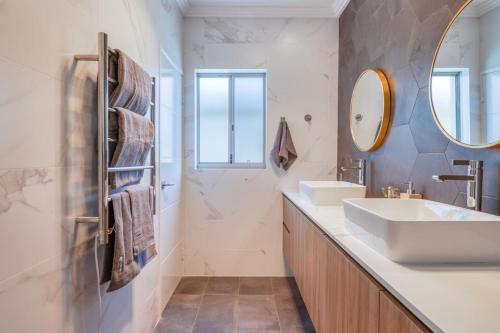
[176,0,351,18]
[462,0,500,17]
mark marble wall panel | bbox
[182,18,339,276]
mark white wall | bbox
[479,6,500,142]
[0,1,183,332]
[182,18,339,276]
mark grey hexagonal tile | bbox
[382,5,418,73]
[409,0,450,23]
[388,66,419,126]
[409,87,449,153]
[408,6,453,88]
[409,153,458,204]
[370,125,418,196]
[482,196,500,215]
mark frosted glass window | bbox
[234,77,265,164]
[196,72,266,168]
[198,77,230,163]
[432,74,460,139]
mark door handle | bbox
[161,181,175,190]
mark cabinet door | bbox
[283,223,291,265]
[380,291,431,333]
[301,214,328,331]
[322,237,381,333]
[283,197,300,279]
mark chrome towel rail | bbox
[74,32,156,245]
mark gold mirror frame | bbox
[350,69,391,152]
[429,0,500,149]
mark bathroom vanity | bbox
[283,192,500,333]
[283,195,430,333]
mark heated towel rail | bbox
[74,32,156,245]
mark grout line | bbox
[272,294,283,333]
[189,293,205,333]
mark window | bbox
[196,71,266,168]
[432,71,462,141]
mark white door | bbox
[158,47,183,309]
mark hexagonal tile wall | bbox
[338,0,500,214]
[409,87,450,153]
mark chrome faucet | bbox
[341,159,366,186]
[432,160,483,211]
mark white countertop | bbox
[283,192,500,333]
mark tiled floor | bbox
[154,277,315,333]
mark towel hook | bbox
[280,116,286,122]
[304,114,312,122]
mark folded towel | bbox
[109,107,154,189]
[271,120,297,171]
[126,185,157,265]
[108,192,140,292]
[109,49,152,116]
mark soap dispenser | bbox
[399,181,422,199]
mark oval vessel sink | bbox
[343,198,500,264]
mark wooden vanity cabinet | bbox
[283,196,430,333]
[380,292,431,333]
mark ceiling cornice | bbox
[475,0,500,16]
[176,0,191,15]
[177,0,351,18]
[332,0,350,17]
[461,0,500,17]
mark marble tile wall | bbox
[338,0,500,214]
[0,0,183,332]
[182,18,339,276]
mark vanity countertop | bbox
[283,192,500,333]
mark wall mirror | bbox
[350,69,391,152]
[431,0,500,148]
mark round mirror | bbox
[350,69,391,152]
[431,0,500,148]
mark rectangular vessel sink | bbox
[343,198,500,264]
[299,181,366,206]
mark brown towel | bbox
[109,49,152,116]
[110,107,154,189]
[108,192,140,292]
[271,120,297,171]
[126,185,157,265]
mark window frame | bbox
[195,70,267,169]
[432,71,462,141]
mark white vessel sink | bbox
[299,181,366,206]
[343,198,500,264]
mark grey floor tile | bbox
[271,277,300,297]
[154,294,202,333]
[273,278,314,332]
[174,277,209,295]
[239,277,273,295]
[275,294,314,333]
[192,295,236,333]
[236,295,281,331]
[206,277,239,295]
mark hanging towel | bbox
[109,107,154,189]
[109,49,152,116]
[271,120,297,171]
[108,192,140,292]
[126,185,157,265]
